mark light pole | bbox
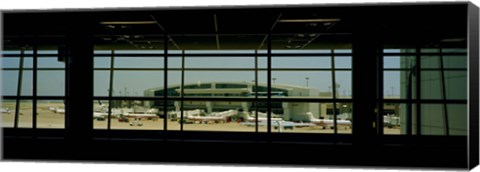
[305,77,309,87]
[391,86,394,97]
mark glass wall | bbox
[1,50,65,129]
[382,48,467,135]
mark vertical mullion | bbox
[180,50,185,132]
[415,47,421,135]
[107,50,115,130]
[163,34,168,132]
[378,49,384,135]
[33,45,38,130]
[64,48,69,129]
[255,49,259,133]
[331,49,338,134]
[267,34,272,134]
[14,49,25,129]
[439,48,449,135]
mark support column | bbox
[65,14,94,141]
[352,14,381,145]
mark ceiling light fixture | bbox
[278,18,341,23]
[100,21,157,25]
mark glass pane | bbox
[273,57,330,68]
[421,71,442,99]
[23,57,33,68]
[93,100,109,129]
[166,100,180,131]
[94,71,110,97]
[336,102,352,134]
[271,71,332,98]
[447,104,467,136]
[262,102,352,134]
[168,57,182,69]
[37,100,65,128]
[183,71,255,97]
[38,71,65,96]
[421,55,440,69]
[113,71,163,97]
[94,56,111,68]
[181,101,255,132]
[335,71,352,98]
[420,48,440,53]
[186,57,254,69]
[9,100,32,128]
[421,104,446,135]
[115,57,164,68]
[445,71,467,100]
[383,103,415,135]
[334,49,352,53]
[1,58,20,68]
[110,100,163,130]
[442,48,467,53]
[383,56,415,69]
[0,69,34,96]
[38,57,65,68]
[384,71,415,99]
[271,49,331,54]
[443,56,467,69]
[334,56,351,69]
[1,70,19,96]
[1,99,16,128]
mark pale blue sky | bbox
[1,50,403,97]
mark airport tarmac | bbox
[1,102,401,134]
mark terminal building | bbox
[144,82,347,121]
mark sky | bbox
[0,50,405,97]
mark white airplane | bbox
[241,120,316,131]
[1,108,11,113]
[178,109,237,123]
[55,108,65,114]
[304,112,352,129]
[93,112,108,120]
[239,112,283,122]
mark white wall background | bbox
[0,0,478,172]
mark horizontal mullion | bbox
[94,68,164,71]
[93,68,353,71]
[272,68,351,71]
[2,68,65,71]
[381,52,467,56]
[271,97,351,102]
[2,96,65,99]
[382,99,467,104]
[90,53,354,57]
[1,54,58,57]
[383,68,467,71]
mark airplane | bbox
[48,106,65,114]
[240,120,315,131]
[1,108,11,114]
[239,111,283,122]
[122,112,159,119]
[179,109,237,124]
[303,112,352,129]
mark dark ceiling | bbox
[2,3,468,50]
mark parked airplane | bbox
[241,120,315,131]
[1,108,11,113]
[179,109,237,123]
[48,107,65,114]
[239,112,283,122]
[304,112,352,129]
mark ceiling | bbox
[2,3,468,50]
